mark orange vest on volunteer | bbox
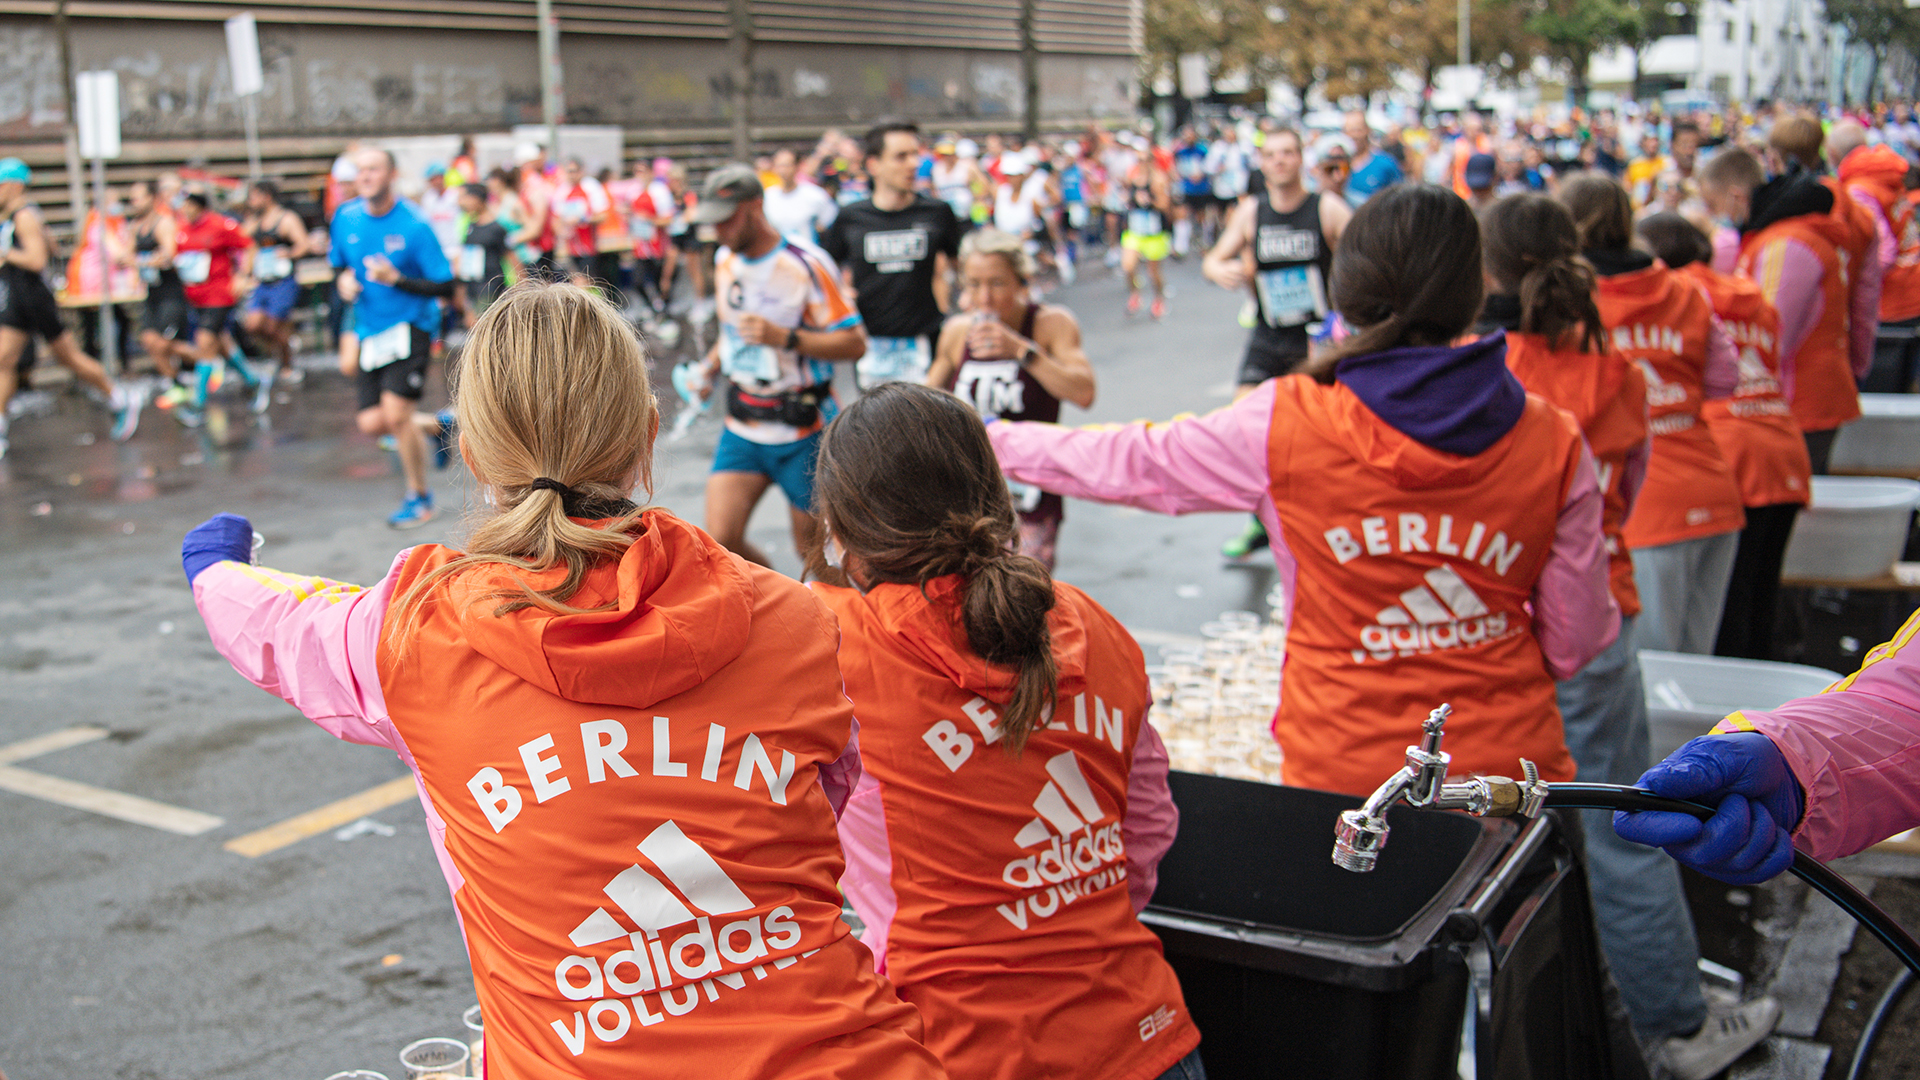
[1501,330,1650,616]
[1839,144,1920,323]
[1738,204,1860,433]
[1591,254,1748,549]
[1679,262,1813,509]
[820,576,1200,1080]
[192,510,944,1080]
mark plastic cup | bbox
[462,1004,485,1077]
[324,1072,390,1080]
[398,1037,469,1080]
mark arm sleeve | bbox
[1714,608,1920,861]
[328,216,349,270]
[1702,315,1741,400]
[1619,433,1651,519]
[803,250,862,331]
[1851,192,1889,380]
[394,276,457,298]
[189,552,411,751]
[937,204,962,258]
[1748,238,1827,403]
[816,215,848,263]
[410,220,454,282]
[1534,442,1620,680]
[986,379,1278,515]
[1123,719,1178,912]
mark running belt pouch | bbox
[725,382,831,426]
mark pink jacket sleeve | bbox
[1535,443,1620,680]
[1746,237,1828,404]
[1850,187,1891,379]
[190,554,409,751]
[1712,610,1920,861]
[1620,434,1652,520]
[819,720,863,819]
[1123,719,1179,912]
[987,380,1276,515]
[1702,316,1740,401]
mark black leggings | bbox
[1713,502,1802,660]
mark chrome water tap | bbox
[1331,704,1550,872]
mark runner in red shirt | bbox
[174,191,263,408]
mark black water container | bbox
[1142,772,1619,1080]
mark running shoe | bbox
[1126,292,1142,316]
[1056,249,1076,286]
[1661,995,1779,1080]
[431,409,457,470]
[278,366,305,387]
[156,383,192,410]
[250,363,275,415]
[110,383,146,443]
[0,414,9,461]
[173,405,205,430]
[1221,517,1271,562]
[1151,296,1166,321]
[377,434,397,453]
[389,490,435,530]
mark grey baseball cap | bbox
[687,163,764,224]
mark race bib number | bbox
[139,265,160,285]
[254,248,292,282]
[557,197,587,224]
[1067,204,1090,230]
[175,250,212,285]
[856,335,931,387]
[1006,477,1045,514]
[629,216,657,243]
[1127,208,1162,236]
[719,323,781,384]
[358,321,414,372]
[1257,265,1327,329]
[458,245,486,282]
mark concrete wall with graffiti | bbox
[0,17,1139,141]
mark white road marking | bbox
[0,765,224,836]
[0,724,225,835]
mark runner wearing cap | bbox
[819,119,961,389]
[0,156,143,454]
[692,164,867,570]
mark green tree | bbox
[1523,0,1642,107]
[1825,0,1920,102]
[1619,0,1697,98]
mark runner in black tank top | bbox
[240,180,311,385]
[1243,190,1332,382]
[929,227,1097,571]
[129,184,196,393]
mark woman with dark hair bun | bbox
[1558,173,1745,657]
[811,382,1202,1080]
[986,183,1618,799]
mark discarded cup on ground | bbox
[399,1037,469,1079]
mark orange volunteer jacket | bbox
[1503,331,1650,616]
[1740,212,1861,432]
[1596,261,1748,549]
[1264,375,1587,795]
[1839,144,1920,323]
[820,576,1199,1080]
[1681,263,1813,509]
[186,508,950,1080]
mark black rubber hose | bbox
[1545,783,1920,978]
[1845,968,1916,1080]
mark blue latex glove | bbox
[1612,732,1806,885]
[182,513,254,584]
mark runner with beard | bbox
[819,119,961,389]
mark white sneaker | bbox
[1661,995,1780,1080]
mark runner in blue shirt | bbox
[1172,126,1211,256]
[330,147,456,529]
[1342,110,1404,205]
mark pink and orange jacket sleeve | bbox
[985,381,1617,680]
[1711,609,1920,861]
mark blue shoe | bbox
[110,383,146,443]
[388,490,434,530]
[431,409,456,470]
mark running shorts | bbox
[0,271,68,342]
[1121,231,1172,262]
[1238,331,1306,386]
[355,326,433,410]
[140,287,191,341]
[711,427,822,514]
[245,276,301,321]
[190,305,236,340]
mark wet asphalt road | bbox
[0,256,1269,1079]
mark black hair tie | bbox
[529,477,574,497]
[529,476,639,520]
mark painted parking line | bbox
[0,765,226,835]
[0,725,225,835]
[224,776,417,858]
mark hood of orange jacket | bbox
[446,509,755,708]
[854,574,1092,705]
[1839,144,1911,214]
[1480,295,1625,432]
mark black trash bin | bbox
[1142,772,1619,1080]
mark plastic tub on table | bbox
[1638,649,1843,761]
[1831,395,1920,474]
[1780,476,1920,583]
[1141,773,1621,1080]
